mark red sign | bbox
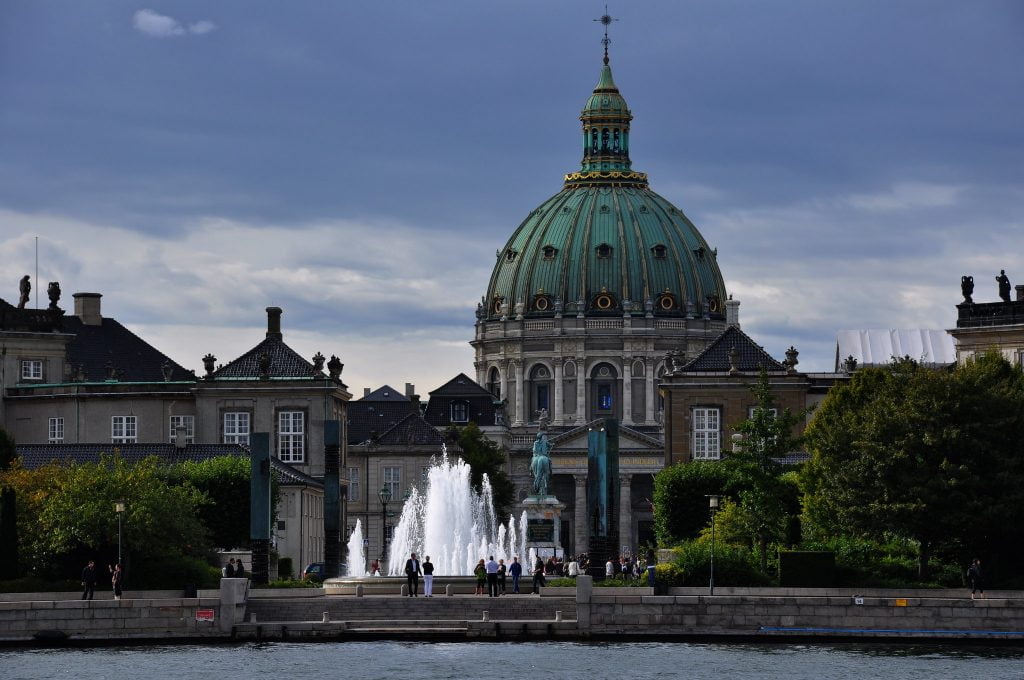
[196,609,215,622]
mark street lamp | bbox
[114,500,126,566]
[378,485,393,566]
[706,495,720,596]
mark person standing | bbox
[497,559,507,594]
[509,556,522,594]
[567,557,579,579]
[110,563,123,600]
[474,559,487,595]
[605,557,615,580]
[234,559,245,578]
[222,559,235,578]
[422,556,434,597]
[81,560,97,600]
[968,558,985,599]
[404,552,421,596]
[532,556,546,593]
[485,555,500,597]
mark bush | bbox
[278,557,293,579]
[545,578,576,587]
[670,540,772,587]
[801,536,962,588]
[256,578,320,589]
[0,574,80,593]
[654,462,736,544]
[128,554,221,590]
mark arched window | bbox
[542,245,558,259]
[487,367,501,399]
[652,244,667,259]
[529,364,551,418]
[590,362,619,419]
[596,243,612,258]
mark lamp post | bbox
[378,485,393,567]
[706,495,720,596]
[114,500,126,566]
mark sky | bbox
[1,1,1021,395]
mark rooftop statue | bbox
[997,270,1011,303]
[47,281,61,310]
[17,275,30,309]
[961,275,974,303]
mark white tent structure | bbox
[835,329,956,371]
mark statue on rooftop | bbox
[997,270,1011,303]
[17,275,30,309]
[47,281,61,310]
[961,275,974,303]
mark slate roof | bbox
[682,326,786,372]
[361,385,410,401]
[57,316,194,383]
[212,335,318,379]
[376,412,448,447]
[424,373,500,427]
[14,443,321,488]
[347,386,418,445]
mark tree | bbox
[802,353,1024,580]
[728,369,809,572]
[447,422,515,517]
[164,456,260,550]
[0,429,19,579]
[653,461,735,545]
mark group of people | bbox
[402,553,547,596]
[80,560,123,601]
[221,558,246,578]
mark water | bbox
[3,641,1023,679]
[384,448,522,576]
[345,519,366,577]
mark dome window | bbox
[657,292,676,311]
[593,291,616,310]
[639,205,649,214]
[505,249,518,262]
[492,296,506,315]
[599,204,611,214]
[596,243,613,259]
[533,294,552,312]
[652,244,667,259]
[542,245,558,259]
[693,246,706,259]
[562,206,571,214]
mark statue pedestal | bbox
[521,495,565,558]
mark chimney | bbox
[725,295,740,328]
[1016,285,1024,302]
[363,387,371,398]
[72,293,103,326]
[405,383,415,398]
[266,307,283,339]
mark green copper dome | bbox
[481,58,727,321]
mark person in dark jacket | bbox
[81,560,97,600]
[532,557,546,593]
[404,552,422,596]
[109,563,124,600]
[422,556,435,597]
[509,556,523,594]
[968,558,985,599]
[234,559,245,578]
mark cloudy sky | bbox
[1,1,1021,394]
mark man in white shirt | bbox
[485,555,500,597]
[567,558,579,578]
[605,557,615,579]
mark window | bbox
[692,407,721,460]
[48,417,64,443]
[450,401,468,423]
[279,411,305,463]
[347,467,360,502]
[542,245,558,259]
[21,360,42,381]
[111,416,137,443]
[536,384,549,412]
[747,406,778,419]
[384,524,396,542]
[596,243,612,258]
[652,244,667,258]
[169,415,195,444]
[383,466,401,499]
[223,412,250,445]
[597,384,613,411]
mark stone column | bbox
[574,475,589,556]
[645,358,655,425]
[576,364,587,425]
[618,474,633,555]
[499,360,509,405]
[553,358,564,425]
[513,361,525,426]
[621,360,634,426]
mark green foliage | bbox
[654,562,686,587]
[278,556,294,579]
[801,535,961,588]
[653,462,735,544]
[257,578,320,589]
[128,554,221,590]
[802,353,1024,580]
[0,428,16,471]
[669,540,772,587]
[730,369,810,572]
[0,574,80,593]
[778,551,835,587]
[163,456,256,550]
[447,422,515,516]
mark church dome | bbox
[482,56,727,322]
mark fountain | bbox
[346,519,366,577]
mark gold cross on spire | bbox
[593,6,618,65]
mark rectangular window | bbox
[383,466,401,499]
[111,416,138,443]
[48,417,64,443]
[384,524,395,542]
[450,401,468,423]
[278,411,305,463]
[692,407,720,460]
[597,384,613,410]
[21,360,43,381]
[536,384,549,412]
[169,415,195,444]
[223,412,250,445]
[347,466,360,502]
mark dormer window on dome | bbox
[652,244,667,259]
[542,245,558,259]
[593,290,616,310]
[596,243,612,258]
[505,249,518,262]
[657,290,676,311]
[533,293,552,312]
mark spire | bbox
[565,9,647,188]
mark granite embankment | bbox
[3,578,1024,644]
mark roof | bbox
[480,59,726,323]
[835,329,956,369]
[428,373,493,397]
[59,316,194,383]
[14,443,321,488]
[212,335,317,379]
[347,399,418,445]
[682,326,786,372]
[376,412,447,447]
[424,374,499,427]
[359,385,410,402]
